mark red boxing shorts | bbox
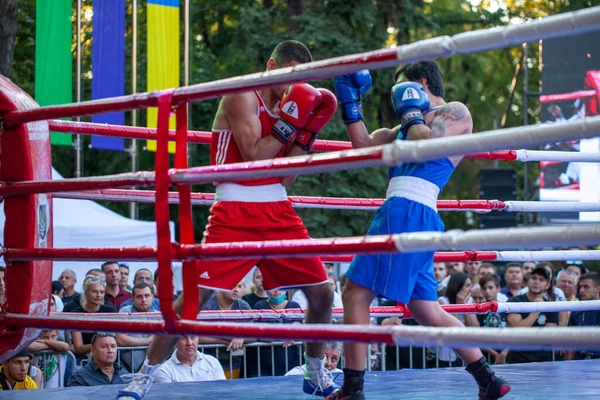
[196,183,328,291]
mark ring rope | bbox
[3,116,600,197]
[47,300,600,322]
[514,149,600,162]
[2,7,599,127]
[2,313,599,351]
[540,90,597,103]
[323,250,600,264]
[47,120,600,163]
[52,189,600,213]
[3,225,599,262]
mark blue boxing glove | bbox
[391,82,430,139]
[334,70,372,125]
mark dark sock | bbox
[342,368,365,393]
[466,357,493,388]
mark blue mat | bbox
[2,360,600,399]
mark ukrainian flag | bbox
[147,0,180,152]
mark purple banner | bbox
[91,0,126,151]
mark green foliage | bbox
[11,0,592,240]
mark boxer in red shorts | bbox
[144,40,339,397]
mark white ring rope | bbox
[502,201,600,213]
[496,250,600,262]
[390,326,600,350]
[170,117,600,185]
[18,314,599,350]
[390,224,599,253]
[515,149,600,163]
[379,117,600,168]
[495,300,600,314]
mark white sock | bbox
[304,353,325,381]
[140,358,159,375]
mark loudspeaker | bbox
[478,168,518,229]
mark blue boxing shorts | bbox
[345,196,444,303]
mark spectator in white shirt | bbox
[152,336,225,383]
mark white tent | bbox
[0,168,180,292]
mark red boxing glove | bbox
[295,88,338,151]
[272,83,322,144]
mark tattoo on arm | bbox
[429,104,467,138]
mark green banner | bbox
[35,0,73,146]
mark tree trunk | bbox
[286,0,305,32]
[0,0,18,78]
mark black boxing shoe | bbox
[478,374,511,400]
[466,357,511,400]
[325,388,366,400]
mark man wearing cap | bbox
[0,348,37,390]
[506,267,559,364]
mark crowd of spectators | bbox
[3,257,599,391]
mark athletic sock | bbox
[465,356,493,388]
[304,354,325,382]
[341,368,365,393]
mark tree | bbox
[0,0,18,78]
[8,0,594,239]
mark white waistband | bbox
[386,176,439,211]
[215,183,288,202]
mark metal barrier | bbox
[32,350,77,389]
[72,342,563,383]
[114,341,306,378]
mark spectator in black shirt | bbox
[506,267,558,364]
[242,268,268,308]
[63,269,111,312]
[567,272,600,360]
[68,275,116,356]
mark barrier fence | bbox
[31,341,566,388]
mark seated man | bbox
[567,272,600,360]
[152,336,225,383]
[117,283,156,372]
[0,348,37,390]
[68,333,124,386]
[286,341,343,376]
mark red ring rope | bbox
[53,188,507,211]
[47,119,521,160]
[540,90,597,104]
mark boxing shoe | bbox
[478,374,511,400]
[324,388,366,400]
[466,357,511,400]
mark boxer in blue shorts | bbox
[326,62,510,400]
